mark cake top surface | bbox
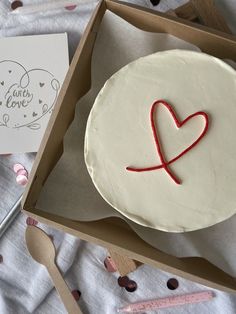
[85,49,236,232]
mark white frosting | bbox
[85,50,236,232]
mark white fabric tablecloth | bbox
[0,1,236,313]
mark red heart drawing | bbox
[126,100,209,184]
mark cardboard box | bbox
[22,0,236,293]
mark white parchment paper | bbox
[37,11,236,277]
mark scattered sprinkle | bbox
[65,5,77,10]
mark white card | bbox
[0,33,69,153]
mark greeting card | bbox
[0,33,69,153]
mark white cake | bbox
[85,50,236,232]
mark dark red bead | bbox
[150,0,160,6]
[125,280,137,292]
[72,290,81,301]
[167,278,179,290]
[118,276,129,287]
[11,1,23,10]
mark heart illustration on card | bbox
[0,60,60,130]
[127,100,209,184]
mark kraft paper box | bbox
[22,0,236,293]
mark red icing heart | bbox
[126,100,209,184]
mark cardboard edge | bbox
[107,0,236,40]
[106,0,236,60]
[22,207,236,294]
[21,0,236,293]
[22,0,105,211]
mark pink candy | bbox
[16,169,28,177]
[26,217,38,226]
[13,163,29,186]
[16,174,28,186]
[104,256,117,272]
[13,163,25,173]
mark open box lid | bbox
[22,0,236,293]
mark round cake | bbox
[84,50,236,232]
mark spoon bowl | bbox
[25,225,82,314]
[26,225,55,266]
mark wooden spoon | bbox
[25,225,82,314]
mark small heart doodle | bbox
[42,104,48,114]
[0,60,60,130]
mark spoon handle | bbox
[48,263,82,314]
